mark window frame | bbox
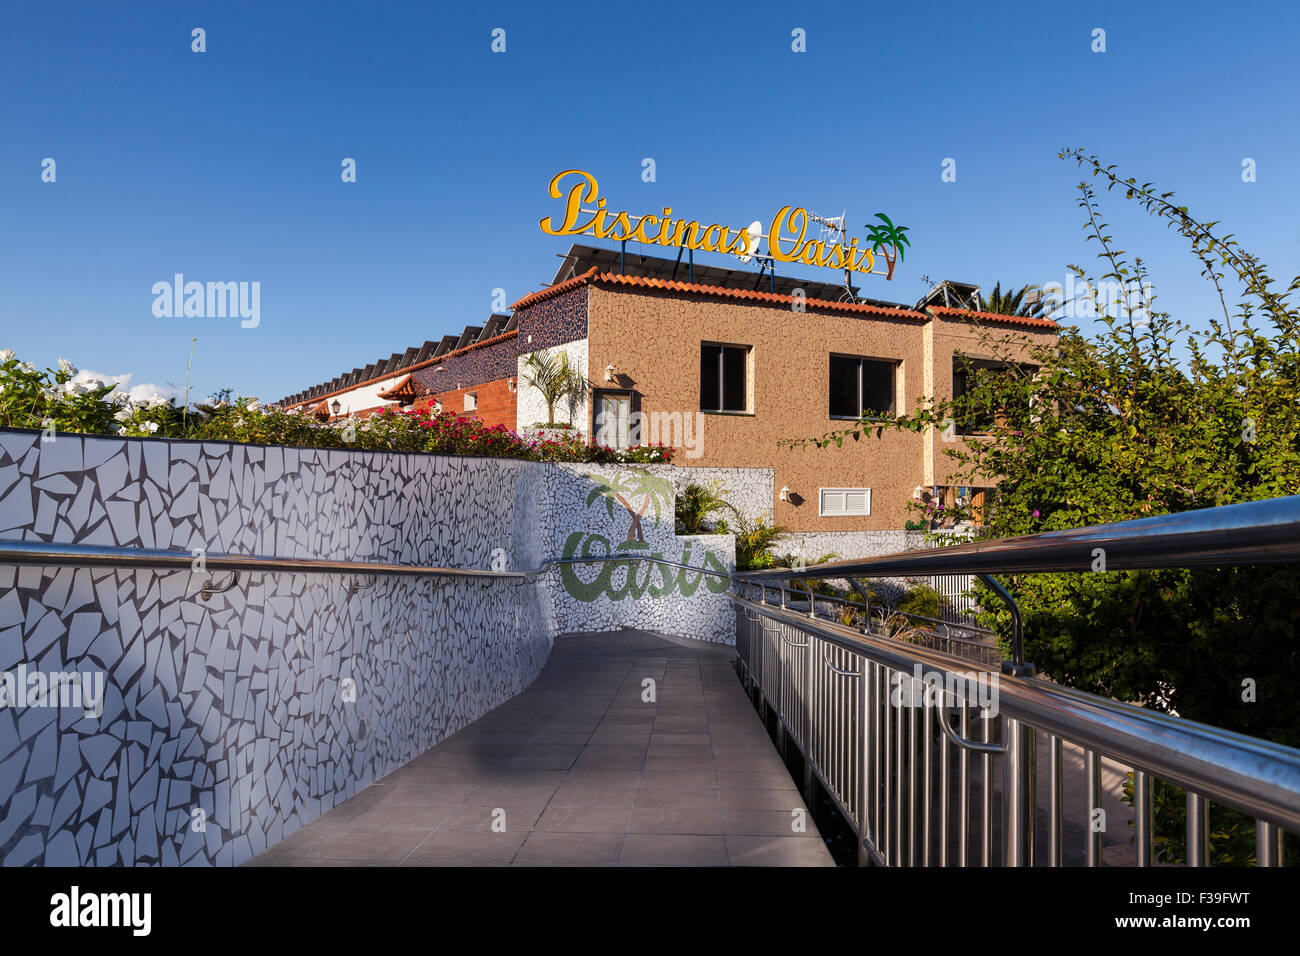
[700,342,752,414]
[828,354,898,421]
[951,357,1034,436]
[592,388,634,450]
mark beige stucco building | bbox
[280,244,1058,532]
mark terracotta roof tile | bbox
[376,373,427,401]
[925,304,1060,330]
[511,269,1060,330]
[283,328,517,409]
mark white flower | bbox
[143,421,160,434]
[57,358,76,373]
[113,409,131,422]
[116,426,127,436]
[19,362,37,374]
[0,350,14,362]
[248,400,262,412]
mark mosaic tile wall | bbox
[539,464,735,645]
[0,432,746,866]
[0,431,551,866]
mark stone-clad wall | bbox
[0,431,743,866]
[671,466,774,523]
[540,464,734,644]
[0,431,553,866]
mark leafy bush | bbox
[733,514,790,571]
[674,481,737,535]
[1120,775,1257,866]
[794,150,1300,749]
[774,550,840,595]
[0,354,673,466]
[895,581,946,620]
[0,354,119,434]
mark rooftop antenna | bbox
[807,209,853,299]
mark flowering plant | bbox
[0,352,673,466]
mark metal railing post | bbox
[1002,717,1036,867]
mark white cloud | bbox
[71,369,179,405]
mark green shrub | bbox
[674,481,737,535]
[895,581,945,620]
[0,353,673,466]
[733,514,790,571]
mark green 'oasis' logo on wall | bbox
[560,469,729,602]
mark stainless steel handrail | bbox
[735,594,1300,834]
[532,554,729,580]
[734,494,1300,582]
[0,540,528,581]
[0,540,735,584]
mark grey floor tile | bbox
[623,834,727,866]
[726,835,836,867]
[535,806,634,833]
[722,809,812,836]
[549,784,639,808]
[311,828,435,860]
[634,787,721,809]
[515,832,627,864]
[436,804,545,832]
[719,788,810,811]
[629,807,725,835]
[404,829,527,863]
[248,630,836,868]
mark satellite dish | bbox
[739,220,764,263]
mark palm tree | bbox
[521,351,587,426]
[674,481,738,535]
[975,282,1051,319]
[586,468,675,543]
[862,213,911,280]
[732,514,791,571]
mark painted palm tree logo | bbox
[586,468,674,544]
[863,213,911,281]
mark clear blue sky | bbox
[2,1,1295,402]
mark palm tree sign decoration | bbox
[585,469,674,544]
[862,213,911,281]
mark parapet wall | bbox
[0,431,735,865]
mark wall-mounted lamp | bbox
[779,485,791,502]
[604,363,616,383]
[330,399,342,417]
[507,377,517,393]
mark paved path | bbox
[248,630,834,866]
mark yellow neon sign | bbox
[539,169,910,279]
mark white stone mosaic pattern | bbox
[670,466,774,522]
[0,433,754,866]
[538,464,736,645]
[0,432,549,866]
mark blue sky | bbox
[1,0,1295,402]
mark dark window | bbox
[701,344,749,412]
[828,356,896,419]
[953,358,1030,434]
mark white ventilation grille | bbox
[819,488,871,517]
